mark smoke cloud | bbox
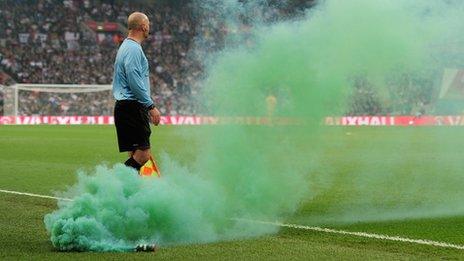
[44,0,464,251]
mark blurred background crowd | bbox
[0,0,315,116]
[0,0,460,116]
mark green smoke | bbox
[283,0,464,225]
[44,129,314,251]
[45,159,263,251]
[44,0,464,251]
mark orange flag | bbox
[139,156,161,178]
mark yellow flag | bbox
[139,156,161,178]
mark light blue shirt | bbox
[112,38,154,108]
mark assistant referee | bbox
[112,12,161,171]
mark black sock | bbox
[124,157,142,171]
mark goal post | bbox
[3,84,113,117]
[0,84,4,116]
[1,84,16,116]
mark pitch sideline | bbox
[0,189,72,201]
[1,188,464,250]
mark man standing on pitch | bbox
[113,12,161,171]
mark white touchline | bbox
[1,189,463,251]
[0,189,73,202]
[234,219,464,250]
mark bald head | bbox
[127,12,150,41]
[128,12,149,30]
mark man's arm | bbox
[124,49,160,125]
[124,50,153,108]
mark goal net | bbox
[2,84,113,116]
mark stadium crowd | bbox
[0,0,439,117]
[1,0,313,116]
[0,0,201,115]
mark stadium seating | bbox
[0,0,206,115]
[0,0,436,116]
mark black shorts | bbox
[114,100,151,152]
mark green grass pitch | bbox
[1,125,464,260]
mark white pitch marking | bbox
[236,219,464,250]
[0,189,72,201]
[1,189,463,250]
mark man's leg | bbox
[124,149,151,171]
